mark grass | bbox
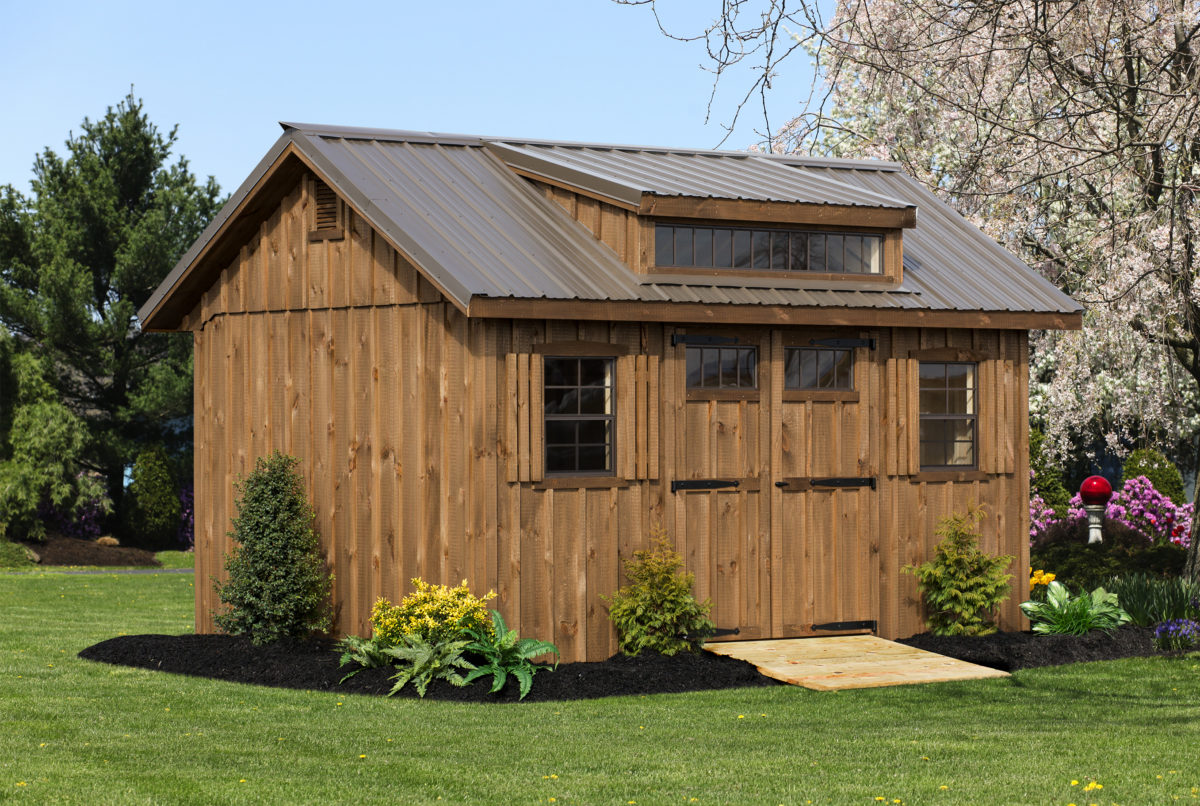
[2,574,1198,805]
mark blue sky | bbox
[1,1,816,195]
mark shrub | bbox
[213,452,332,644]
[383,634,475,697]
[1030,428,1071,517]
[1029,493,1059,543]
[1020,581,1130,635]
[1067,476,1193,547]
[0,538,34,568]
[1102,574,1200,627]
[1031,519,1186,590]
[124,445,181,550]
[603,527,715,656]
[177,483,194,550]
[904,506,1013,636]
[1153,619,1200,651]
[1122,448,1186,506]
[371,579,495,647]
[462,610,559,700]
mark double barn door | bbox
[671,330,880,640]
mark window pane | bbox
[732,230,752,268]
[655,226,674,266]
[785,348,801,388]
[920,441,946,468]
[674,227,693,266]
[946,363,974,389]
[826,234,845,272]
[947,390,971,414]
[800,349,818,388]
[771,231,789,270]
[949,420,975,441]
[686,346,703,387]
[844,235,863,273]
[815,350,838,388]
[790,233,808,271]
[544,357,577,386]
[702,348,721,387]
[833,349,853,387]
[546,446,576,474]
[578,446,609,472]
[694,228,714,267]
[579,358,609,387]
[719,348,740,387]
[920,390,947,415]
[545,420,576,445]
[752,230,770,269]
[714,229,733,268]
[578,388,609,414]
[809,234,826,271]
[949,441,975,465]
[921,419,947,444]
[738,347,757,387]
[919,362,947,384]
[863,235,883,273]
[544,388,577,415]
[578,419,609,444]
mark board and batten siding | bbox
[186,171,1030,663]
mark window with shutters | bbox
[918,362,977,469]
[308,177,345,241]
[544,356,615,475]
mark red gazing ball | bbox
[1079,475,1113,506]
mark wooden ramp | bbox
[706,635,1010,691]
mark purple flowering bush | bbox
[1066,476,1193,548]
[1029,493,1058,541]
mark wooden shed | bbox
[139,123,1082,662]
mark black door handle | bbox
[774,481,789,488]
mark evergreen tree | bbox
[0,93,221,527]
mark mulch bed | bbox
[78,625,1163,703]
[24,535,160,567]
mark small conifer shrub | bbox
[213,452,332,644]
[904,506,1014,636]
[603,526,715,655]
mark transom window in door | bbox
[685,346,758,389]
[918,362,977,468]
[544,356,615,475]
[784,347,853,390]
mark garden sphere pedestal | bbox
[1080,475,1113,544]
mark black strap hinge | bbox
[809,337,876,350]
[812,620,877,632]
[671,479,740,493]
[811,477,876,490]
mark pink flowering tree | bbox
[621,0,1200,579]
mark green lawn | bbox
[1,572,1197,805]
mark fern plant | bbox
[462,610,559,700]
[335,634,393,683]
[383,635,475,697]
[602,527,715,655]
[904,506,1014,636]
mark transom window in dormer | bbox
[655,223,883,275]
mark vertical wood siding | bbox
[190,174,1031,661]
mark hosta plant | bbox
[1020,581,1131,636]
[383,634,475,697]
[463,610,559,700]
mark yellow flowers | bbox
[371,579,496,645]
[1030,567,1056,590]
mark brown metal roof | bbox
[138,122,1081,330]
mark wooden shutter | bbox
[884,355,920,476]
[504,353,543,483]
[615,354,660,480]
[308,177,345,241]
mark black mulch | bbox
[78,625,1164,703]
[897,625,1158,672]
[25,535,161,567]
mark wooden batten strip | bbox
[530,355,545,483]
[517,354,531,483]
[635,355,648,480]
[905,358,920,476]
[647,355,660,480]
[617,355,636,480]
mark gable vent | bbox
[309,178,345,241]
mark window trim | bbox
[542,353,617,479]
[917,360,979,471]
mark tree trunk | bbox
[1187,517,1200,582]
